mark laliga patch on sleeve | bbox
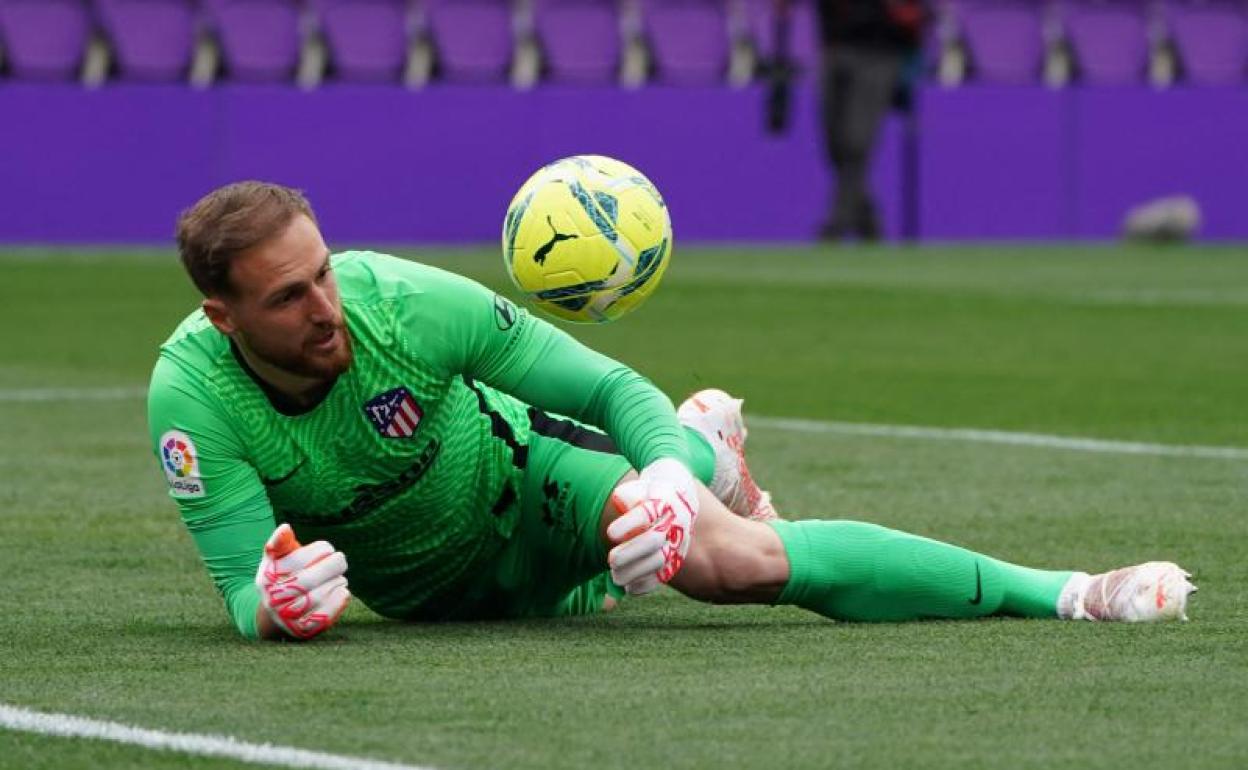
[160,429,206,498]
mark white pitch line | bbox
[751,417,1248,461]
[0,704,437,770]
[2,385,1245,461]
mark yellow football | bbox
[502,155,672,323]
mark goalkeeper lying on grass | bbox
[147,182,1196,641]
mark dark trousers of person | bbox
[820,43,905,240]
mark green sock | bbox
[770,519,1071,621]
[682,426,716,487]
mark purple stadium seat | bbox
[1060,0,1150,85]
[744,0,819,78]
[953,0,1046,84]
[311,0,410,81]
[0,0,91,80]
[96,0,197,81]
[1164,0,1248,85]
[532,0,620,84]
[640,0,730,84]
[423,0,513,82]
[202,0,303,82]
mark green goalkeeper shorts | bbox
[447,410,632,620]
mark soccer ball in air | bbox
[501,155,672,324]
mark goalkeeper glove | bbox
[255,523,351,640]
[606,458,699,595]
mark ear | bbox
[202,297,236,336]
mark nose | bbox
[307,284,337,324]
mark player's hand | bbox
[606,458,699,595]
[255,523,351,640]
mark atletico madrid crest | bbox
[364,387,423,438]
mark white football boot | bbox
[1058,561,1196,622]
[676,388,780,522]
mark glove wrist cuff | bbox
[643,457,693,484]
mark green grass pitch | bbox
[1,244,1246,769]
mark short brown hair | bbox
[175,181,317,297]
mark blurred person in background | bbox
[785,0,928,241]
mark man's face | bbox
[203,215,352,381]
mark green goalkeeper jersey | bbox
[147,251,691,638]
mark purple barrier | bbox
[218,87,550,242]
[915,85,1248,241]
[0,84,222,241]
[197,84,849,242]
[1071,87,1248,240]
[0,82,1243,242]
[0,82,874,243]
[917,87,1069,239]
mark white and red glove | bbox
[255,523,351,640]
[606,458,700,595]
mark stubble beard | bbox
[241,323,354,383]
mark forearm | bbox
[505,329,691,470]
[580,366,691,470]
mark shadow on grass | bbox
[110,606,1097,647]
